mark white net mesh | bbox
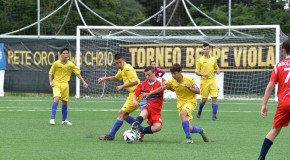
[77,26,285,99]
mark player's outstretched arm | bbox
[142,85,165,98]
[98,76,118,83]
[116,80,139,91]
[76,74,88,88]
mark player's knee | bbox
[201,99,207,104]
[117,110,128,120]
[152,124,162,132]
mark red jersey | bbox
[270,57,290,104]
[134,77,166,110]
[155,67,165,77]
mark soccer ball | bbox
[123,130,136,143]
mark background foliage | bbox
[0,0,289,35]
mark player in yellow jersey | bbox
[195,42,220,121]
[98,53,141,141]
[49,48,88,125]
[144,64,209,144]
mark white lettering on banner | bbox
[163,72,224,99]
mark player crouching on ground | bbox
[131,66,166,141]
[143,64,209,144]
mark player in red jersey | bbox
[151,61,165,77]
[258,39,290,160]
[131,65,166,141]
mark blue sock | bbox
[50,102,58,119]
[62,104,68,121]
[259,138,273,159]
[109,120,123,137]
[135,116,144,131]
[199,102,205,112]
[125,115,135,125]
[182,121,191,139]
[136,116,144,124]
[212,103,218,117]
[143,126,153,134]
[191,126,202,133]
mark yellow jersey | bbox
[49,60,80,84]
[195,56,218,80]
[115,62,140,93]
[165,75,197,108]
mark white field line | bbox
[0,107,269,113]
[0,99,267,105]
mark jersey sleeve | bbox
[134,83,142,96]
[270,65,278,83]
[49,62,56,75]
[71,63,81,75]
[114,69,122,80]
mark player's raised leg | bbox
[190,126,209,142]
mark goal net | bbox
[76,25,284,100]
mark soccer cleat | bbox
[98,134,115,141]
[61,120,72,125]
[200,128,209,142]
[212,116,219,121]
[49,119,55,125]
[138,133,145,142]
[131,121,140,131]
[180,138,194,144]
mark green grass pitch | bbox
[0,96,289,160]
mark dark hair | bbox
[60,47,69,54]
[203,42,210,47]
[170,63,182,72]
[114,53,124,60]
[144,66,155,73]
[282,39,290,55]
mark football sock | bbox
[136,116,144,124]
[182,121,191,139]
[109,120,123,137]
[212,103,218,117]
[143,126,153,134]
[191,126,203,133]
[125,115,135,125]
[259,138,273,159]
[62,104,68,121]
[50,102,58,119]
[198,102,205,112]
[135,116,144,131]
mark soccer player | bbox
[145,63,209,144]
[131,65,166,141]
[49,47,88,125]
[195,42,220,120]
[151,61,165,77]
[98,53,140,141]
[258,39,290,160]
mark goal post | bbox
[76,25,283,100]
